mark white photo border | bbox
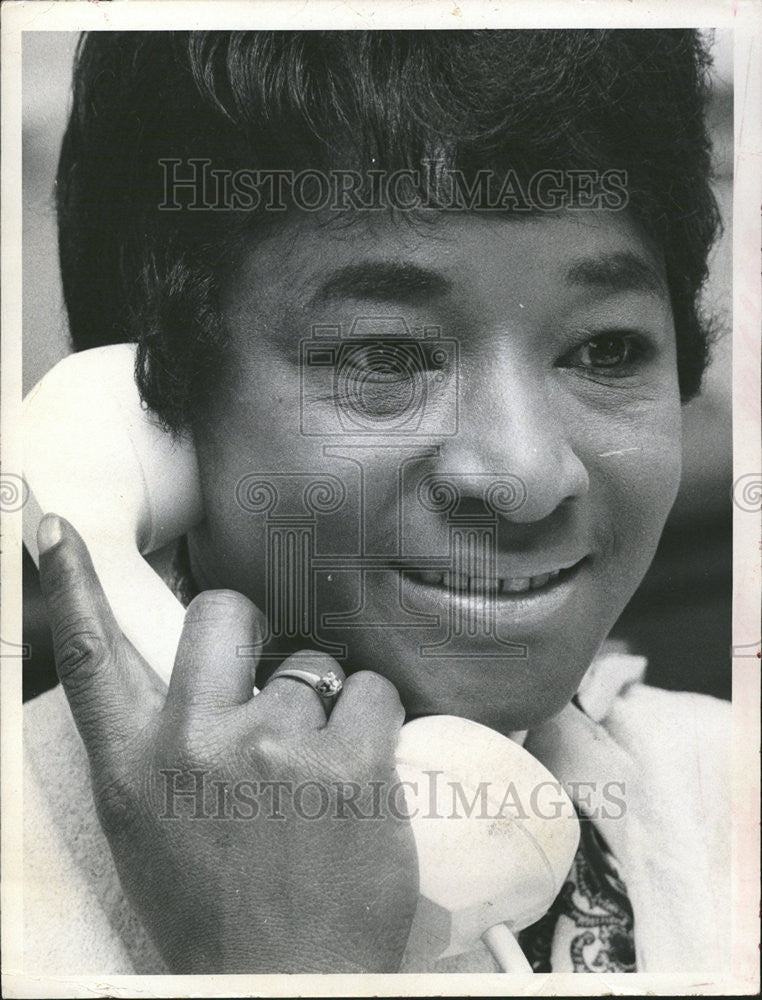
[1,2,759,996]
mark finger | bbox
[327,670,405,755]
[165,590,266,713]
[37,514,162,762]
[256,651,345,731]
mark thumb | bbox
[37,514,162,764]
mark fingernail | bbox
[37,514,63,554]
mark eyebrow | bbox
[565,251,667,298]
[309,249,665,309]
[309,261,452,307]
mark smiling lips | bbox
[405,561,583,597]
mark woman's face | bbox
[187,209,682,732]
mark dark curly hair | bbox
[56,29,721,431]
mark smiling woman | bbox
[21,27,733,981]
[186,207,680,731]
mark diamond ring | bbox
[271,667,344,713]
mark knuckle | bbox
[235,717,316,780]
[246,725,295,774]
[52,615,109,684]
[286,650,342,675]
[184,589,253,626]
[350,670,403,709]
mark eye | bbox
[342,344,416,383]
[560,332,651,375]
[335,342,423,419]
[331,339,450,422]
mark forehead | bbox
[222,209,669,325]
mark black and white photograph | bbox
[1,1,759,995]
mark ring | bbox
[271,668,343,713]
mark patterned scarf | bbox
[519,815,636,972]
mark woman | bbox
[25,28,730,975]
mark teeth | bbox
[409,566,565,594]
[501,569,564,593]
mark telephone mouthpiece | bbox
[395,714,580,969]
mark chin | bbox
[357,643,591,735]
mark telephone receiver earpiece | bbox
[23,344,202,684]
[23,344,580,972]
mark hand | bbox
[37,515,418,974]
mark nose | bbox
[434,360,589,524]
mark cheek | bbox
[590,396,682,576]
[187,444,269,601]
[188,384,369,602]
[188,384,297,597]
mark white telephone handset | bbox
[23,345,580,973]
[23,344,202,683]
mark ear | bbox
[23,343,203,685]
